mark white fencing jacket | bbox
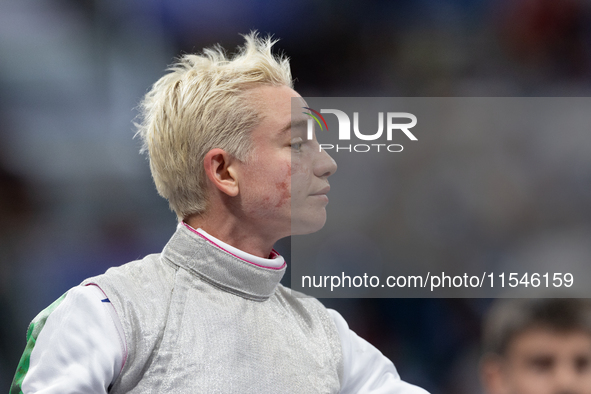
[12,223,429,394]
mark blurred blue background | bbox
[2,0,591,392]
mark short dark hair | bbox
[483,298,591,356]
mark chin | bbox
[291,214,327,236]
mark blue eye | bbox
[291,142,302,151]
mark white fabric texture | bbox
[24,288,427,393]
[20,231,429,393]
[193,226,285,268]
[328,309,429,394]
[21,285,125,393]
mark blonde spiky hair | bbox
[135,32,293,219]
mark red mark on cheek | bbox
[274,164,291,208]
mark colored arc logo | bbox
[303,107,329,131]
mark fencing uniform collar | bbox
[186,223,285,269]
[161,223,286,301]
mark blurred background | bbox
[2,0,591,392]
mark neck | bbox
[185,212,277,259]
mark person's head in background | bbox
[481,298,591,394]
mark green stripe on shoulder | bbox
[9,291,69,394]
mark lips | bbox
[311,185,330,196]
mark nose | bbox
[553,363,579,393]
[314,147,337,178]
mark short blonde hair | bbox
[136,32,293,219]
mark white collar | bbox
[180,222,285,269]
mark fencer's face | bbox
[482,329,591,394]
[234,85,337,239]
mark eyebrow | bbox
[280,119,308,134]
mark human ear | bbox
[203,148,239,197]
